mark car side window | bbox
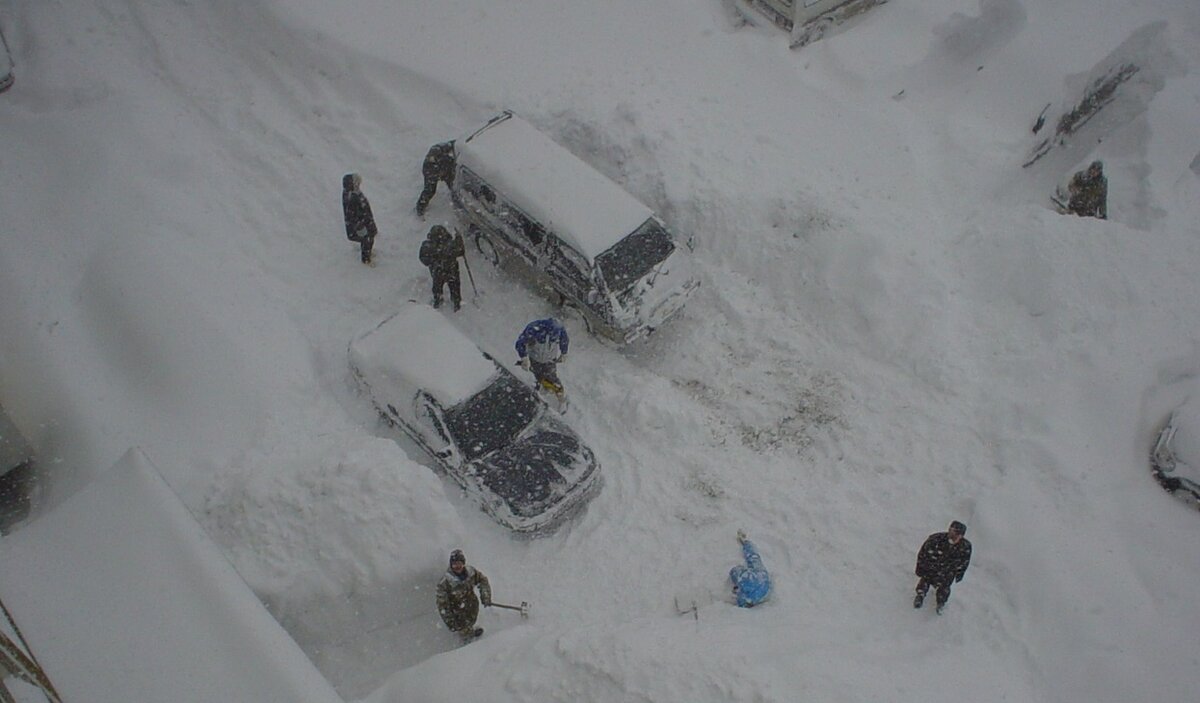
[416,392,452,445]
[499,202,543,246]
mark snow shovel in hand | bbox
[490,601,530,618]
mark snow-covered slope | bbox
[1,0,1199,701]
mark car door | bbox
[412,392,462,469]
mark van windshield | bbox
[444,373,540,461]
[595,219,675,292]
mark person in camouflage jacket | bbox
[437,549,492,639]
[1067,160,1108,220]
[415,141,456,218]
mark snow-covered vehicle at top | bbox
[449,111,699,345]
[348,303,600,533]
[1151,394,1200,509]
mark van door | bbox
[543,237,592,306]
[497,201,547,268]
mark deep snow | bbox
[2,0,1199,701]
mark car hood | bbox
[470,416,597,521]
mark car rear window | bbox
[445,374,540,461]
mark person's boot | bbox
[935,601,946,615]
[913,593,924,609]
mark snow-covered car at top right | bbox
[1150,394,1200,509]
[348,303,600,533]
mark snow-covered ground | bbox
[2,0,1200,701]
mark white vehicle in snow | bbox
[448,111,699,344]
[349,303,600,533]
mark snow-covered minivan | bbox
[449,111,699,344]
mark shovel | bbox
[489,601,530,618]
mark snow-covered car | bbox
[348,304,600,533]
[1151,395,1200,509]
[448,111,699,345]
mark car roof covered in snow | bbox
[457,112,655,261]
[349,304,499,407]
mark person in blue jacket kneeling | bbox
[730,530,771,607]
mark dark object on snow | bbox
[0,404,35,533]
[1150,406,1200,510]
[436,552,491,640]
[914,522,972,614]
[730,530,771,607]
[0,24,14,94]
[349,304,600,533]
[342,173,378,265]
[418,225,465,310]
[415,141,456,217]
[735,0,888,50]
[1024,63,1139,168]
[1065,161,1108,220]
[1032,103,1051,134]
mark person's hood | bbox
[343,173,360,191]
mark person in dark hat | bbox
[436,549,492,641]
[342,173,379,266]
[418,224,466,311]
[913,520,972,614]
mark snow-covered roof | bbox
[349,304,499,407]
[457,113,655,261]
[0,449,343,703]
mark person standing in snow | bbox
[415,140,456,218]
[913,520,972,615]
[515,317,569,408]
[342,173,379,266]
[436,549,492,642]
[730,530,771,608]
[1065,160,1108,220]
[418,225,466,311]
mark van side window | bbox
[500,203,544,246]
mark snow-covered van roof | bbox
[457,113,655,261]
[349,304,500,407]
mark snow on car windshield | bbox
[444,373,540,461]
[596,218,674,293]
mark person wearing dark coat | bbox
[342,173,379,266]
[418,224,465,311]
[436,549,492,642]
[1066,160,1108,219]
[415,141,456,218]
[913,520,972,614]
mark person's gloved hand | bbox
[736,529,747,544]
[518,357,530,370]
[482,600,492,607]
[558,354,568,365]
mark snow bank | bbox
[0,448,342,703]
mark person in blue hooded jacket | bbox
[730,530,771,607]
[515,317,569,408]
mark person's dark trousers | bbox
[915,577,952,606]
[416,170,454,216]
[431,268,462,310]
[360,235,374,264]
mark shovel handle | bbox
[490,601,530,617]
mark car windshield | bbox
[595,218,675,293]
[444,372,541,461]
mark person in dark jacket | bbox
[1066,160,1108,219]
[342,173,379,266]
[418,225,465,311]
[914,520,972,614]
[415,141,456,218]
[436,549,492,641]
